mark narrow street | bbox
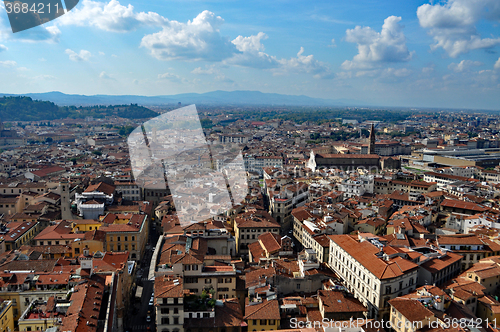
[125,219,160,331]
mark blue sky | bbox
[1,0,500,109]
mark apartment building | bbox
[234,211,280,255]
[423,171,478,190]
[328,234,419,320]
[373,178,436,199]
[244,155,284,174]
[1,220,40,251]
[102,213,148,261]
[244,298,280,331]
[154,275,184,332]
[268,182,309,231]
[114,181,142,201]
[0,300,14,332]
[436,234,500,270]
[340,175,374,198]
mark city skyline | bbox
[0,0,500,109]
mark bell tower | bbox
[368,123,376,154]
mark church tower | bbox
[368,123,376,154]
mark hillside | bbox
[0,96,158,121]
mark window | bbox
[132,236,135,241]
[125,236,128,241]
[174,308,178,314]
[385,286,391,294]
[161,318,170,324]
[297,284,300,289]
[161,308,169,314]
[260,320,267,325]
[75,248,80,254]
[173,317,179,324]
[205,278,212,284]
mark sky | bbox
[0,0,500,109]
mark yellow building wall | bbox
[72,221,102,232]
[0,293,21,321]
[247,319,280,331]
[72,239,105,257]
[0,301,14,332]
[477,302,500,323]
[18,319,58,332]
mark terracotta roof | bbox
[388,298,434,322]
[318,290,366,313]
[84,182,116,195]
[259,232,281,253]
[244,298,280,320]
[440,199,487,212]
[155,275,184,299]
[329,235,418,280]
[60,279,105,332]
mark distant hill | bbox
[0,90,366,107]
[0,96,158,121]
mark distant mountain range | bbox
[0,90,367,107]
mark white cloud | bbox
[0,44,6,52]
[65,49,92,62]
[495,57,500,70]
[190,65,233,83]
[232,32,267,53]
[157,72,188,84]
[191,65,217,75]
[275,47,334,79]
[422,65,435,74]
[140,10,237,61]
[99,51,105,56]
[448,60,482,72]
[99,71,114,79]
[417,0,500,57]
[226,32,279,69]
[58,0,168,32]
[0,60,17,68]
[342,16,413,70]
